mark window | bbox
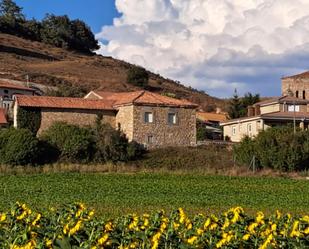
[4,90,8,94]
[168,113,177,125]
[303,90,306,100]
[247,124,252,132]
[296,91,299,98]
[232,126,236,136]
[147,135,154,144]
[288,105,300,112]
[144,112,153,123]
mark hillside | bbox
[0,33,226,110]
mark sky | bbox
[15,0,309,98]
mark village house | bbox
[221,71,309,142]
[13,90,198,148]
[196,111,227,140]
[0,80,36,111]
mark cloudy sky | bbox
[96,0,309,97]
[17,0,309,98]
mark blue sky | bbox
[15,0,119,33]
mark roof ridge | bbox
[131,90,146,104]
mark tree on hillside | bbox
[228,89,242,119]
[0,0,24,20]
[41,14,99,52]
[41,14,72,49]
[127,66,149,87]
[70,19,99,52]
[0,0,24,33]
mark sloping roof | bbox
[282,71,309,80]
[261,111,309,119]
[0,108,7,125]
[197,112,227,122]
[253,95,309,106]
[91,90,198,108]
[0,81,35,92]
[15,95,115,110]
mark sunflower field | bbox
[0,203,309,249]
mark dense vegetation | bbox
[0,122,144,166]
[228,90,260,119]
[0,173,309,217]
[0,0,99,53]
[1,203,308,248]
[234,126,309,171]
[127,66,149,87]
[134,145,233,171]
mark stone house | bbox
[221,95,309,142]
[0,81,36,111]
[13,90,197,148]
[282,71,309,99]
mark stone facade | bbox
[116,105,134,141]
[131,105,196,148]
[282,77,309,99]
[14,107,116,134]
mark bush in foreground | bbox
[0,128,40,166]
[41,122,95,163]
[0,203,308,248]
[234,126,309,171]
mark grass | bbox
[0,173,308,218]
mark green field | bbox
[0,173,308,217]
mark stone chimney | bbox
[255,105,261,115]
[247,106,255,117]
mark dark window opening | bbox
[303,90,306,99]
[296,91,299,98]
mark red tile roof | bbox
[0,81,35,92]
[15,95,115,110]
[0,108,7,124]
[92,90,198,108]
[197,112,227,122]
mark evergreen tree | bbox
[0,0,24,20]
[228,89,242,119]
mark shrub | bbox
[134,145,233,170]
[0,128,40,165]
[234,126,309,171]
[41,122,95,163]
[93,123,144,163]
[126,66,149,87]
[17,107,41,135]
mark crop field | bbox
[0,173,308,218]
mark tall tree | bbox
[228,89,242,119]
[239,92,260,117]
[0,0,24,32]
[0,0,24,19]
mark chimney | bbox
[255,105,261,115]
[247,106,255,117]
[216,107,222,114]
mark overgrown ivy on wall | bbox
[17,108,42,135]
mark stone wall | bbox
[282,78,309,99]
[37,108,116,134]
[116,105,134,141]
[131,105,196,148]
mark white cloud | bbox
[96,0,309,97]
